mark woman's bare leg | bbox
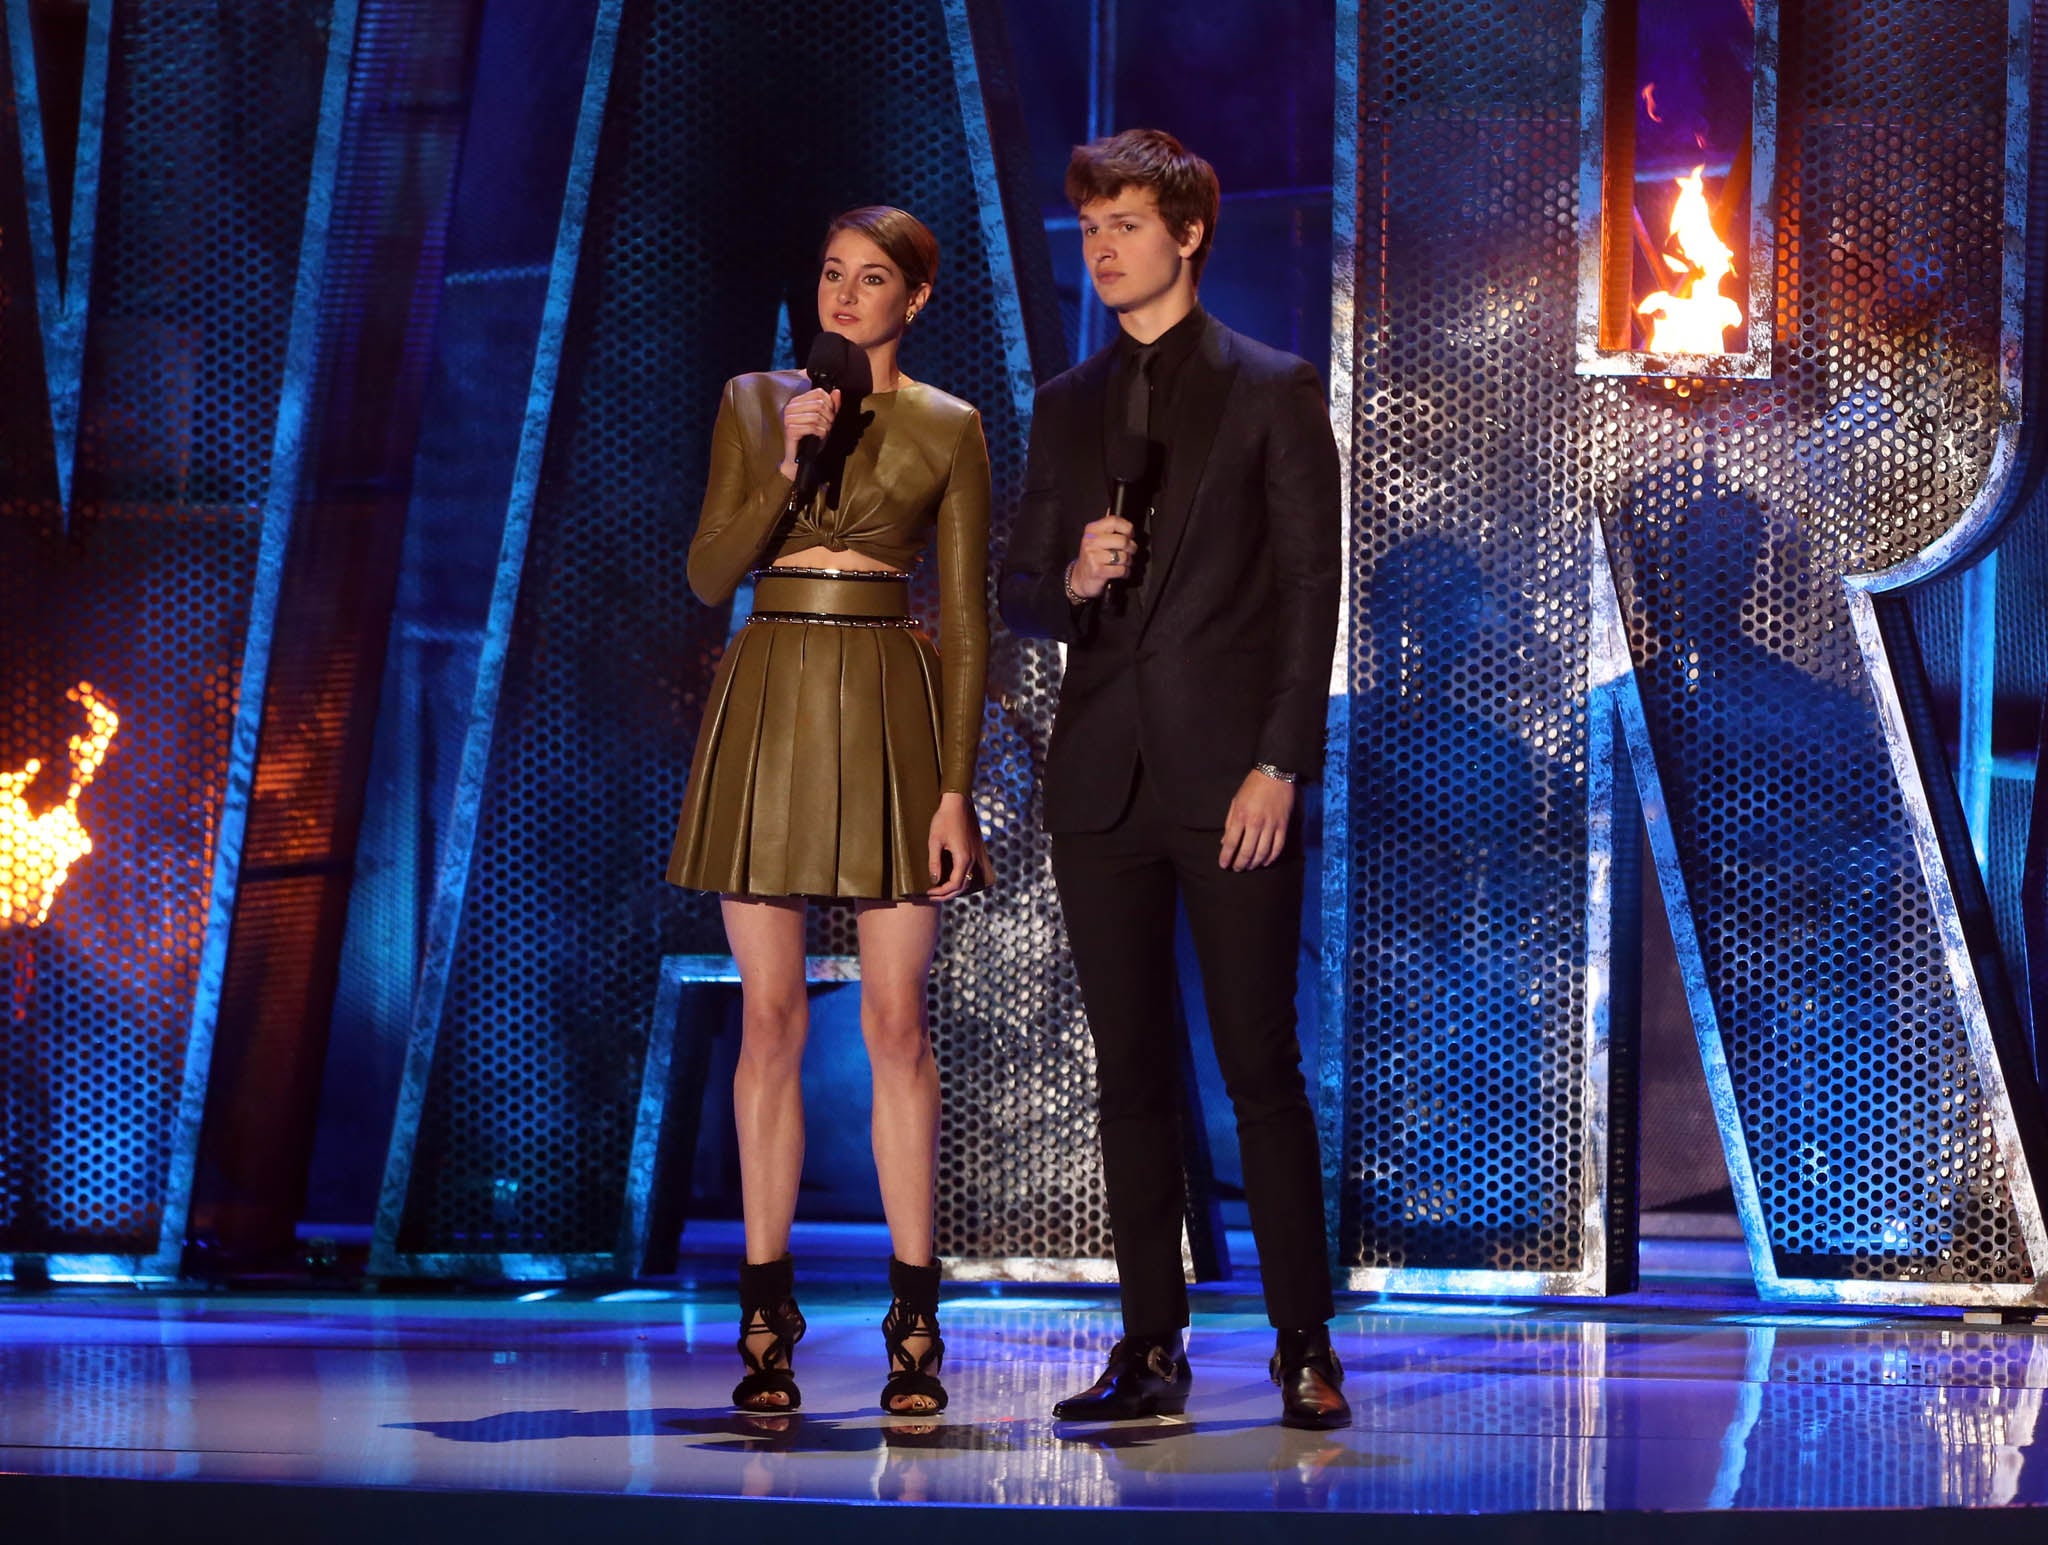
[854,897,943,1264]
[723,895,811,1267]
[856,897,945,1413]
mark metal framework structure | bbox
[0,0,358,1282]
[9,0,2048,1303]
[1326,0,2048,1304]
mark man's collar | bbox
[1115,302,1207,363]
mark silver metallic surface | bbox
[940,0,1040,430]
[943,1256,1125,1285]
[1319,0,1362,1270]
[751,566,910,583]
[1577,518,1619,1298]
[743,612,922,629]
[4,0,110,522]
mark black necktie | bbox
[1125,344,1157,439]
[1121,347,1157,605]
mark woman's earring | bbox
[905,308,917,324]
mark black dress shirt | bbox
[1107,303,1207,471]
[1104,303,1207,597]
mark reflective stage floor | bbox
[5,1225,2048,1542]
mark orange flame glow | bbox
[1636,167,1742,354]
[1,682,119,927]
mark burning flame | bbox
[1,682,119,927]
[1636,167,1742,355]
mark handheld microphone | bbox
[792,332,870,501]
[1104,430,1151,583]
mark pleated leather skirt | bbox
[666,569,945,900]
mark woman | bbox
[668,206,991,1417]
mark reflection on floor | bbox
[1,1223,2047,1522]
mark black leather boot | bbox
[1273,1325,1350,1430]
[1052,1332,1192,1420]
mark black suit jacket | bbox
[999,313,1342,834]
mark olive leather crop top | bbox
[686,369,991,794]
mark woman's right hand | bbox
[778,386,841,482]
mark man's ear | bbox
[1176,220,1205,262]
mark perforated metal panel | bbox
[187,0,476,1263]
[921,1,1102,1271]
[0,2,338,1269]
[1607,1,2034,1289]
[1331,0,1604,1286]
[1332,0,2046,1298]
[378,0,1097,1272]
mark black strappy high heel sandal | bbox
[880,1256,947,1414]
[733,1255,806,1412]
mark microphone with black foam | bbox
[1104,429,1151,588]
[791,331,871,503]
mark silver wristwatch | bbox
[1253,762,1299,785]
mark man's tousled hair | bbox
[1065,128,1220,285]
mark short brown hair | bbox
[1065,129,1220,284]
[820,205,939,295]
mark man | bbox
[998,129,1346,1429]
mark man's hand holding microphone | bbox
[1066,429,1151,602]
[1066,512,1138,599]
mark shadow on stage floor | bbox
[2,1220,2046,1542]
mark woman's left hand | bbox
[927,792,989,900]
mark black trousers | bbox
[1051,762,1335,1336]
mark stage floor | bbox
[3,1226,2048,1540]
